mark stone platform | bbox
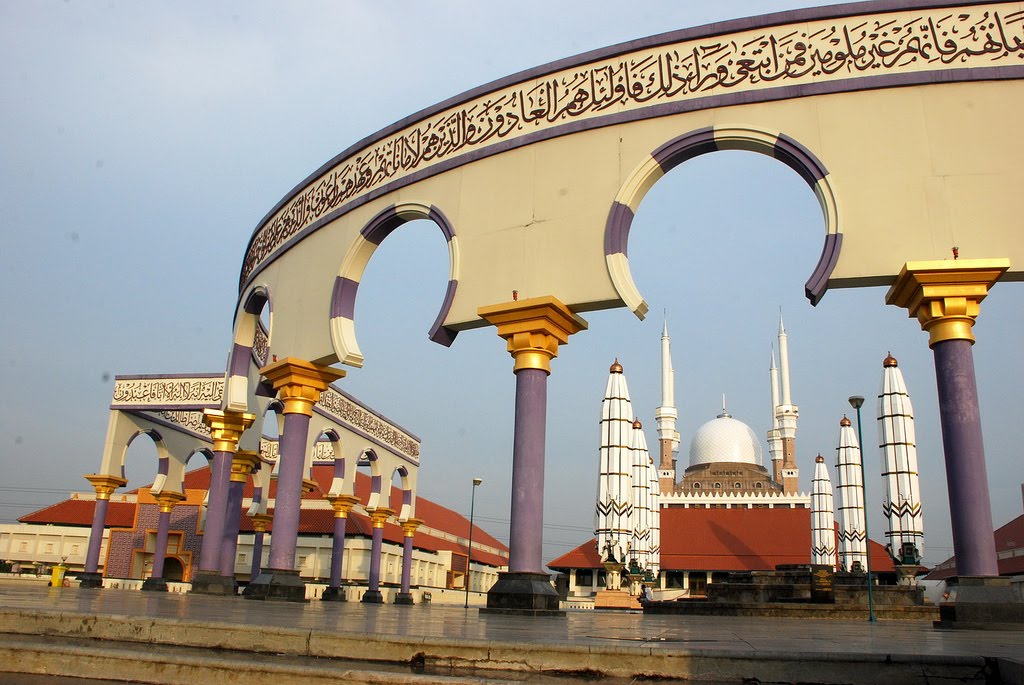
[0,580,1021,684]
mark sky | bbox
[1,1,1021,572]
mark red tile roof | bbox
[925,513,1024,580]
[548,507,895,573]
[18,499,136,528]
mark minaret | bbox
[811,455,837,569]
[595,359,634,576]
[629,418,651,573]
[775,314,800,493]
[767,347,784,484]
[835,416,868,573]
[655,318,680,494]
[877,352,925,567]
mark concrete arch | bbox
[605,126,841,317]
[389,465,415,521]
[358,449,384,510]
[329,202,460,367]
[225,286,272,413]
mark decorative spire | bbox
[778,311,792,407]
[835,416,867,573]
[883,351,898,368]
[610,358,623,374]
[811,454,837,569]
[655,315,679,477]
[596,360,635,569]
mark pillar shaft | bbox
[197,409,254,575]
[83,474,127,576]
[250,532,265,580]
[151,509,172,579]
[220,480,245,577]
[330,516,349,589]
[886,258,1008,578]
[400,535,414,593]
[933,340,999,576]
[509,367,547,572]
[368,527,384,592]
[267,411,311,571]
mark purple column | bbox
[367,526,384,592]
[220,479,245,577]
[329,516,349,589]
[84,498,111,575]
[267,412,311,571]
[932,339,999,576]
[250,530,265,581]
[400,534,414,594]
[198,450,232,573]
[508,367,547,573]
[151,509,171,579]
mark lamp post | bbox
[465,477,483,609]
[848,395,876,622]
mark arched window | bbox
[734,482,742,489]
[714,482,722,489]
[692,482,701,489]
[755,482,763,489]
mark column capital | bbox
[259,357,346,416]
[369,507,395,529]
[478,296,588,373]
[886,258,1010,346]
[153,490,186,514]
[325,493,360,518]
[201,409,256,453]
[230,450,262,483]
[250,512,273,533]
[84,474,128,500]
[400,518,423,537]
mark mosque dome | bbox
[688,413,763,467]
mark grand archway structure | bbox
[229,1,1023,609]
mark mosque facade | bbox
[550,319,900,603]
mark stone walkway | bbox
[0,581,1021,684]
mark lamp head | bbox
[472,478,483,487]
[848,395,865,410]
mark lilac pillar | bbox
[400,534,414,594]
[151,509,172,579]
[84,498,111,575]
[329,516,349,589]
[367,526,384,592]
[267,412,311,571]
[220,479,245,577]
[250,531,265,580]
[198,450,232,573]
[508,367,547,573]
[932,339,999,576]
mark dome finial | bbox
[717,394,731,419]
[609,358,623,374]
[883,351,898,368]
[840,415,851,427]
[632,417,642,429]
[815,454,825,463]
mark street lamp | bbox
[465,477,483,608]
[848,395,876,622]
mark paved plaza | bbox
[0,580,1021,684]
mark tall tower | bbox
[596,359,635,571]
[811,454,837,569]
[774,314,800,493]
[655,319,680,494]
[835,416,868,573]
[767,347,784,484]
[878,352,925,566]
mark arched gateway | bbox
[87,1,1023,610]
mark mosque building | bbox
[550,318,897,603]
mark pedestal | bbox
[76,572,103,589]
[190,571,237,596]
[361,589,384,604]
[935,576,1024,630]
[141,577,168,592]
[482,571,564,616]
[242,569,307,602]
[394,592,415,605]
[321,586,347,602]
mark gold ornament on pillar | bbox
[201,409,255,453]
[369,507,395,529]
[230,450,261,483]
[259,357,345,416]
[400,518,423,538]
[84,474,128,500]
[250,513,273,534]
[478,295,588,374]
[153,490,186,514]
[325,493,359,519]
[886,258,1010,346]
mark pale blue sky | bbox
[1,1,1021,569]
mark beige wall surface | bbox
[238,2,1024,366]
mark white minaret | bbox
[878,352,925,566]
[655,318,680,493]
[835,416,868,573]
[767,347,784,484]
[811,454,837,569]
[629,418,651,572]
[775,314,800,493]
[596,359,634,573]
